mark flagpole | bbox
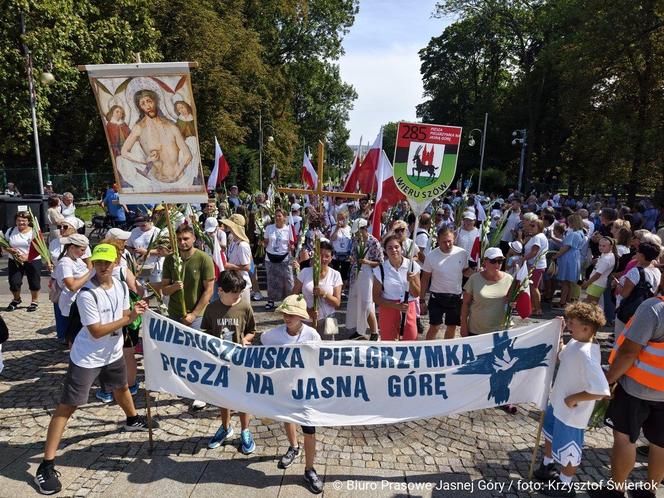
[528,410,546,479]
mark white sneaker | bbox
[191,399,207,410]
[252,292,264,301]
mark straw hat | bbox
[220,214,249,243]
[275,294,310,320]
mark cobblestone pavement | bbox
[0,271,660,498]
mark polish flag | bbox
[288,213,298,245]
[301,151,318,189]
[470,236,481,262]
[207,137,230,191]
[515,263,532,319]
[342,152,361,193]
[371,150,406,236]
[357,130,382,194]
[212,233,225,279]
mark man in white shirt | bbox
[500,199,522,254]
[34,244,153,495]
[421,227,470,339]
[126,215,163,272]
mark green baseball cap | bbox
[90,243,117,263]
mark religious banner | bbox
[142,311,561,426]
[84,62,207,204]
[392,122,463,202]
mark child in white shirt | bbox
[582,236,617,304]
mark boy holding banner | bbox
[201,270,257,454]
[535,302,610,496]
[260,294,323,494]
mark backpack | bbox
[66,280,129,343]
[616,267,655,323]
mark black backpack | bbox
[616,267,655,323]
[65,288,97,343]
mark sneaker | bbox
[208,425,234,449]
[6,299,21,311]
[533,462,560,482]
[125,415,158,432]
[541,477,576,497]
[278,445,301,469]
[304,468,323,494]
[34,462,62,495]
[240,429,256,454]
[191,399,207,411]
[95,390,113,403]
[348,332,365,340]
[264,301,275,311]
[129,383,139,396]
[27,302,39,312]
[369,334,380,341]
[252,292,264,301]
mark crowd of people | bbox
[1,184,663,497]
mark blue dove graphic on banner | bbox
[454,331,553,405]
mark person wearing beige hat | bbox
[52,234,93,343]
[260,294,323,494]
[221,214,253,303]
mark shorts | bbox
[428,293,462,326]
[8,259,42,292]
[60,357,127,406]
[530,268,544,288]
[586,284,606,299]
[123,327,140,348]
[542,404,585,467]
[302,425,316,435]
[604,383,664,447]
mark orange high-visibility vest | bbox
[608,296,664,391]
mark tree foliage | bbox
[0,0,357,193]
[419,0,664,201]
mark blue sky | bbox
[339,0,452,145]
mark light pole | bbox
[512,129,527,193]
[21,11,54,196]
[258,109,274,192]
[468,112,488,193]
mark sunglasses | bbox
[57,225,71,230]
[487,258,505,264]
[394,228,405,232]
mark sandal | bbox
[26,302,39,312]
[6,299,21,311]
[499,404,518,414]
[264,302,275,311]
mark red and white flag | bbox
[342,152,361,193]
[371,150,406,236]
[470,236,481,262]
[211,233,225,279]
[301,151,318,189]
[515,263,532,319]
[357,130,382,194]
[207,137,230,191]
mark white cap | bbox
[204,217,219,233]
[509,241,523,253]
[462,210,476,220]
[351,218,368,234]
[291,203,301,211]
[484,247,504,260]
[46,180,53,186]
[105,227,132,240]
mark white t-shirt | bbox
[550,339,610,429]
[422,246,468,295]
[501,212,521,242]
[524,233,549,269]
[297,267,343,318]
[54,256,90,316]
[373,258,421,301]
[127,226,163,266]
[60,202,76,218]
[332,225,353,255]
[590,252,615,288]
[227,239,252,289]
[265,224,292,255]
[69,278,130,368]
[415,229,431,258]
[7,227,39,260]
[455,228,479,258]
[617,266,661,307]
[260,323,321,345]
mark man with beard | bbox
[120,89,192,186]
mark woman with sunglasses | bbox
[372,233,421,341]
[5,211,43,312]
[460,247,514,338]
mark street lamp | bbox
[512,129,527,193]
[258,109,274,192]
[467,112,488,193]
[21,11,55,197]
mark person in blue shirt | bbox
[101,184,128,227]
